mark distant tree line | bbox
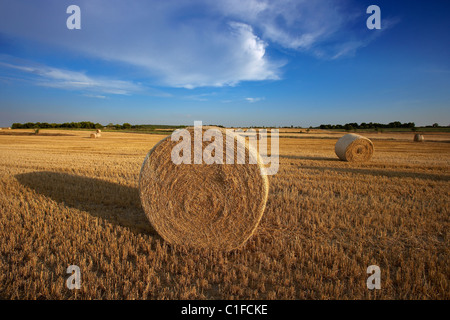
[11,121,446,131]
[11,122,187,130]
[11,122,139,130]
[318,121,416,130]
[12,121,104,129]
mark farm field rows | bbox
[0,129,448,299]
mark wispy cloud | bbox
[217,0,343,50]
[184,92,217,102]
[0,59,143,95]
[245,97,264,103]
[328,17,400,60]
[217,0,398,59]
[83,94,107,99]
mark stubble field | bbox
[0,129,448,299]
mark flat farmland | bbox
[0,129,448,299]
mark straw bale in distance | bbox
[414,134,424,142]
[139,127,269,251]
[96,129,102,134]
[335,133,374,162]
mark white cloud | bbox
[148,20,280,88]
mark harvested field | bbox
[0,129,448,299]
[276,128,450,143]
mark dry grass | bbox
[0,129,448,299]
[276,128,450,142]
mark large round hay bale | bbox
[90,133,100,138]
[139,127,269,251]
[414,134,424,142]
[335,133,374,162]
[96,129,102,134]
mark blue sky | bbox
[0,0,449,127]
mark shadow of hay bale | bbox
[15,171,159,237]
[279,154,340,162]
[298,165,450,182]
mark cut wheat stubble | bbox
[335,133,374,162]
[139,128,269,251]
